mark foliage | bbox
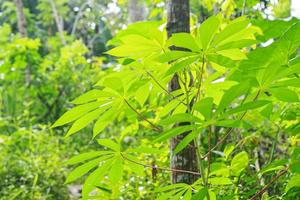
[54,13,300,200]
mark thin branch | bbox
[121,153,201,176]
[249,166,289,200]
[123,98,162,132]
[202,90,261,159]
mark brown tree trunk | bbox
[166,0,198,184]
[128,0,147,23]
[15,0,27,37]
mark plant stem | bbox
[249,166,289,200]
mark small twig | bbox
[123,98,162,132]
[121,153,201,176]
[249,166,289,200]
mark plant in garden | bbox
[53,13,300,200]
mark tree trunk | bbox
[15,0,31,86]
[128,0,147,23]
[166,0,198,184]
[15,0,27,37]
[49,0,66,45]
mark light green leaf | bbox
[97,139,120,151]
[199,16,220,50]
[225,100,271,115]
[224,143,235,160]
[167,33,201,52]
[270,87,299,102]
[157,51,198,63]
[174,131,197,154]
[194,97,214,120]
[65,151,113,165]
[66,106,109,137]
[109,156,123,184]
[208,177,233,185]
[159,113,201,125]
[230,151,249,176]
[65,157,103,184]
[72,90,115,104]
[52,101,102,127]
[216,82,249,115]
[82,160,113,199]
[154,125,194,143]
[285,174,300,192]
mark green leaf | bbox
[72,90,115,104]
[66,106,109,137]
[216,82,250,115]
[225,100,271,115]
[174,131,197,154]
[93,102,122,137]
[165,55,199,76]
[285,175,300,192]
[199,16,220,50]
[82,160,113,199]
[65,151,113,165]
[127,146,162,154]
[159,113,201,125]
[260,159,288,175]
[194,97,214,119]
[52,101,102,128]
[191,187,208,200]
[213,17,249,45]
[97,139,120,151]
[102,77,124,94]
[157,51,198,63]
[65,157,104,184]
[224,143,235,160]
[167,33,201,52]
[270,87,299,102]
[109,156,123,184]
[208,177,233,185]
[154,125,194,143]
[230,151,249,176]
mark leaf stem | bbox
[123,98,162,132]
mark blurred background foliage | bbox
[0,0,298,199]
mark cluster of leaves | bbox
[54,13,300,199]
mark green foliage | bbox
[53,13,300,199]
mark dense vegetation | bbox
[0,0,299,199]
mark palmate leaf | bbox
[167,32,201,52]
[155,183,192,200]
[65,155,113,184]
[52,101,103,127]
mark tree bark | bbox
[128,0,147,23]
[49,0,66,45]
[15,0,27,37]
[166,0,198,184]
